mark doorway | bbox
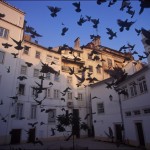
[73,109,80,138]
[10,129,21,144]
[28,128,36,143]
[135,122,145,147]
[115,124,122,142]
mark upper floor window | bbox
[96,67,101,73]
[54,89,60,99]
[35,51,41,59]
[78,93,83,101]
[20,65,27,75]
[46,55,52,63]
[143,108,150,114]
[88,54,92,60]
[54,74,60,82]
[89,65,93,72]
[15,103,23,119]
[67,76,72,84]
[122,86,129,100]
[18,83,25,95]
[23,46,30,55]
[33,69,39,77]
[125,111,132,117]
[45,72,51,80]
[0,27,9,39]
[54,57,59,64]
[107,58,112,68]
[138,76,148,94]
[0,51,5,64]
[67,92,72,100]
[129,82,137,97]
[46,88,52,98]
[97,102,104,114]
[31,105,37,119]
[48,109,56,123]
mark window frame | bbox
[0,27,9,39]
[18,83,25,95]
[15,103,23,119]
[31,104,37,119]
[33,69,40,78]
[48,109,56,123]
[54,89,60,99]
[20,65,27,75]
[97,102,104,114]
[35,51,41,59]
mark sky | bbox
[6,0,150,61]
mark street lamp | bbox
[109,94,125,143]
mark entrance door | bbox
[73,109,80,138]
[10,129,21,144]
[115,124,122,142]
[28,128,35,143]
[135,122,145,146]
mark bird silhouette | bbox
[97,0,107,5]
[25,62,33,67]
[127,43,135,51]
[86,15,91,21]
[84,112,96,120]
[105,80,115,89]
[28,122,38,127]
[0,114,8,123]
[72,2,81,12]
[61,27,68,36]
[139,0,150,15]
[126,8,135,18]
[74,73,85,84]
[86,77,99,84]
[106,28,117,40]
[92,55,100,61]
[34,95,46,106]
[11,53,18,58]
[61,97,65,102]
[77,15,87,26]
[120,0,131,11]
[10,37,24,50]
[49,82,53,86]
[40,121,46,125]
[2,43,12,48]
[91,18,99,29]
[17,76,27,81]
[30,30,42,38]
[47,6,61,17]
[25,25,35,33]
[33,137,43,145]
[117,19,135,32]
[68,67,74,75]
[108,0,117,7]
[119,45,129,52]
[135,28,141,36]
[91,96,101,100]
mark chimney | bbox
[74,37,80,50]
[92,35,101,47]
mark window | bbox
[97,103,104,114]
[23,46,30,55]
[122,86,129,100]
[129,82,137,97]
[0,51,5,64]
[18,84,25,95]
[33,69,39,77]
[125,111,131,117]
[20,65,27,75]
[46,55,52,63]
[31,105,37,119]
[88,54,92,60]
[54,57,59,64]
[67,76,72,84]
[54,74,60,82]
[133,110,141,115]
[45,72,51,80]
[54,89,60,99]
[138,76,148,94]
[89,65,93,72]
[78,93,83,101]
[96,67,101,73]
[143,108,150,114]
[48,109,56,123]
[68,92,72,100]
[16,103,23,119]
[31,88,37,97]
[46,88,51,98]
[107,58,112,68]
[35,51,40,59]
[0,27,9,39]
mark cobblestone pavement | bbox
[0,138,143,150]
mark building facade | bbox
[0,1,139,145]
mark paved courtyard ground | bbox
[0,138,143,150]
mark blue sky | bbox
[7,1,150,60]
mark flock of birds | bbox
[0,0,150,148]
